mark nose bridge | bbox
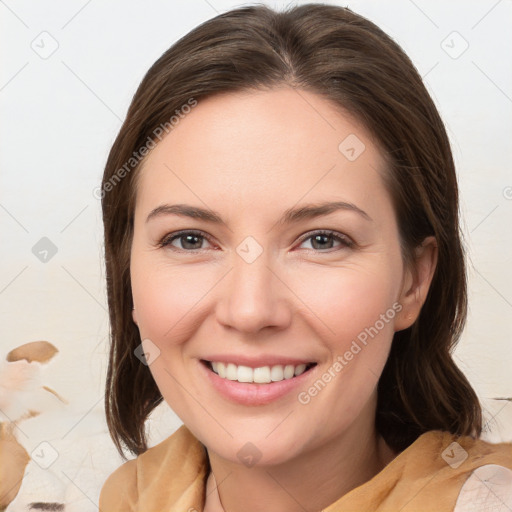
[216,244,291,333]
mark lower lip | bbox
[199,360,316,406]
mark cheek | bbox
[132,254,401,346]
[289,262,400,346]
[130,257,213,342]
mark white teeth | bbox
[294,364,306,376]
[226,363,238,380]
[283,364,295,379]
[208,361,312,383]
[237,365,253,383]
[253,366,271,383]
[270,365,284,381]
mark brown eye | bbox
[159,230,213,251]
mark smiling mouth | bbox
[201,360,317,384]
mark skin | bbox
[130,87,437,512]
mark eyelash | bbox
[157,229,354,253]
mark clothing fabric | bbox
[99,425,512,511]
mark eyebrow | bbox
[146,201,372,225]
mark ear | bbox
[132,308,138,326]
[394,236,438,332]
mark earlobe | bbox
[394,236,438,332]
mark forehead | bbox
[134,87,392,224]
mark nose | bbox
[215,250,292,335]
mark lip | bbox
[198,359,317,406]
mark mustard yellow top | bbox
[99,425,512,511]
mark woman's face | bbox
[130,87,423,465]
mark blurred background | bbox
[1,0,511,510]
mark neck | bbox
[204,411,397,512]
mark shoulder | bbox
[99,457,138,512]
[98,433,178,510]
[424,430,512,468]
[405,430,512,510]
[449,429,512,511]
[99,425,205,511]
[406,429,512,467]
[454,463,512,511]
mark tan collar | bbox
[129,425,512,511]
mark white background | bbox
[1,0,511,508]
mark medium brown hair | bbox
[101,3,482,459]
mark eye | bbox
[158,230,214,251]
[297,230,354,251]
[158,229,354,253]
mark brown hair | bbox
[101,3,482,459]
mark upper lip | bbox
[201,355,316,368]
